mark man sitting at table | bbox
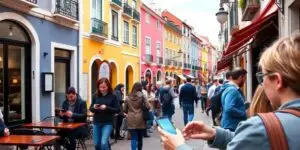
[0,116,9,137]
[59,87,88,150]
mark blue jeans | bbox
[93,123,113,150]
[130,129,145,150]
[183,104,194,125]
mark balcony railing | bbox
[123,3,132,17]
[111,0,122,7]
[156,57,163,64]
[133,9,140,21]
[178,62,183,68]
[173,61,178,66]
[241,0,260,21]
[145,54,153,63]
[91,18,108,38]
[55,0,78,20]
[166,21,182,34]
[26,0,37,4]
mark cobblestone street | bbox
[86,98,217,150]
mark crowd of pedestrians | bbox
[158,33,300,150]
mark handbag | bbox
[141,96,151,121]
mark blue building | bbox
[0,0,80,126]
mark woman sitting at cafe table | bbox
[59,86,88,150]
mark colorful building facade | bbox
[163,19,183,86]
[0,0,80,125]
[82,0,141,104]
[140,3,164,84]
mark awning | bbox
[166,76,175,81]
[176,74,186,80]
[223,0,278,59]
[218,0,278,71]
[185,74,195,79]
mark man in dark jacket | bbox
[179,77,198,125]
[0,119,9,137]
[59,87,88,150]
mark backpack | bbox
[257,108,300,150]
[161,88,173,106]
[210,88,225,113]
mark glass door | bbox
[54,49,70,109]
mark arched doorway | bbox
[91,60,101,96]
[125,66,134,94]
[0,20,32,125]
[145,69,152,84]
[156,70,162,82]
[110,62,117,88]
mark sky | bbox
[142,0,220,46]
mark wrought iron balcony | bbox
[54,0,78,21]
[110,0,122,10]
[132,9,140,22]
[178,62,183,68]
[91,18,108,40]
[123,3,132,18]
[145,54,153,63]
[166,21,182,34]
[173,61,178,67]
[241,0,260,21]
[156,57,163,65]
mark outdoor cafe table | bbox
[22,121,86,130]
[0,135,59,150]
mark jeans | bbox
[201,97,207,111]
[182,104,194,125]
[130,129,145,150]
[93,123,113,150]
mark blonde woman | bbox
[248,86,274,117]
[158,33,300,150]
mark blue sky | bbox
[142,0,220,45]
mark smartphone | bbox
[94,104,101,108]
[156,117,177,135]
[61,109,67,113]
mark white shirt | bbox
[178,83,185,94]
[208,84,217,99]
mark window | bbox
[156,42,161,57]
[132,25,137,46]
[145,37,151,55]
[157,20,161,30]
[164,31,167,39]
[112,10,118,41]
[146,13,150,24]
[123,21,129,44]
[92,0,102,19]
[132,0,136,9]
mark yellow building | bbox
[82,0,141,103]
[201,46,208,80]
[163,21,183,85]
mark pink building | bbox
[140,3,164,84]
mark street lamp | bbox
[216,7,228,24]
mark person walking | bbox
[200,82,208,113]
[179,77,198,125]
[90,78,120,150]
[113,84,125,140]
[220,67,247,131]
[158,33,300,150]
[124,82,151,150]
[159,80,177,121]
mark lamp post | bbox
[216,7,228,24]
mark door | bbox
[54,49,70,109]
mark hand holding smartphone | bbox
[156,117,177,135]
[94,104,101,109]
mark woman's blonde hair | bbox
[259,33,300,93]
[248,86,274,117]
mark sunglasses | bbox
[256,72,274,84]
